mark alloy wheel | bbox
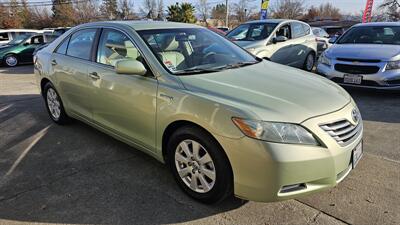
[5,55,18,67]
[46,88,61,120]
[174,139,216,193]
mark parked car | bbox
[312,27,331,55]
[35,21,363,204]
[207,26,226,36]
[217,27,229,32]
[317,22,400,90]
[0,29,40,46]
[0,33,46,66]
[226,19,318,71]
[321,26,345,38]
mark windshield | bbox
[8,34,31,45]
[226,23,277,41]
[138,28,259,75]
[337,26,400,45]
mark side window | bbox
[292,22,306,39]
[227,24,249,40]
[97,29,142,67]
[302,24,311,35]
[30,36,44,44]
[66,29,97,60]
[56,36,70,54]
[0,33,9,41]
[276,25,291,39]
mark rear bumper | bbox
[214,102,363,202]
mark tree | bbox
[167,2,196,23]
[30,7,53,29]
[156,0,164,20]
[270,0,305,19]
[52,0,76,27]
[2,0,23,28]
[302,3,341,21]
[142,0,157,19]
[234,0,256,23]
[75,0,99,23]
[211,3,226,20]
[379,0,400,21]
[100,0,119,20]
[197,0,208,24]
[19,0,31,28]
[119,0,136,19]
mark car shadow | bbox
[345,88,400,124]
[0,94,246,225]
[0,65,34,75]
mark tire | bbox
[167,125,233,204]
[43,82,71,125]
[4,54,18,67]
[303,52,315,71]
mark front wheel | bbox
[4,54,18,67]
[167,126,233,204]
[303,52,315,71]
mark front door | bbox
[19,35,44,63]
[87,28,158,150]
[269,24,294,65]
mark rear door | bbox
[86,28,158,150]
[51,28,99,120]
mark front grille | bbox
[336,58,381,63]
[334,64,380,74]
[320,119,362,146]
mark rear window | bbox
[66,29,97,60]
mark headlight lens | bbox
[386,60,400,70]
[319,52,332,67]
[232,118,319,145]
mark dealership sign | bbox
[260,0,270,20]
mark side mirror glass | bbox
[115,59,147,76]
[328,37,337,44]
[273,36,288,44]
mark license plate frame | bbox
[343,74,363,84]
[352,141,363,168]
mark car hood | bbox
[327,44,400,61]
[234,40,263,49]
[179,61,351,123]
[0,44,15,54]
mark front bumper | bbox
[317,61,400,90]
[214,102,363,202]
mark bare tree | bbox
[270,0,305,19]
[142,0,157,19]
[379,0,400,21]
[303,3,341,21]
[75,0,99,23]
[197,0,208,24]
[156,0,164,20]
[234,0,256,23]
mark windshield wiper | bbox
[214,61,259,70]
[174,67,223,75]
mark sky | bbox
[26,0,387,14]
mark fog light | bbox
[280,183,307,193]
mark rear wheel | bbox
[303,52,315,71]
[43,82,71,124]
[167,126,233,204]
[4,54,18,67]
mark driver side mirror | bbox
[272,36,288,44]
[115,59,147,76]
[328,37,337,44]
[23,42,30,46]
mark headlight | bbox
[319,52,332,67]
[386,60,400,70]
[232,118,319,145]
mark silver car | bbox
[317,22,400,90]
[227,19,318,71]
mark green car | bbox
[0,33,45,67]
[34,21,363,203]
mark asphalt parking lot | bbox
[0,65,399,225]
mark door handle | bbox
[51,59,57,65]
[89,72,100,80]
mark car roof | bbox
[80,20,203,31]
[244,19,295,24]
[353,22,400,27]
[0,29,40,33]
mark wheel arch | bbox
[40,78,51,96]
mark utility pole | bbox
[225,0,229,27]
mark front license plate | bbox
[344,74,362,84]
[352,141,363,168]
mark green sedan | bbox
[34,21,363,203]
[0,33,45,67]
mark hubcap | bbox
[175,140,216,193]
[46,88,61,120]
[5,56,17,67]
[306,54,314,71]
